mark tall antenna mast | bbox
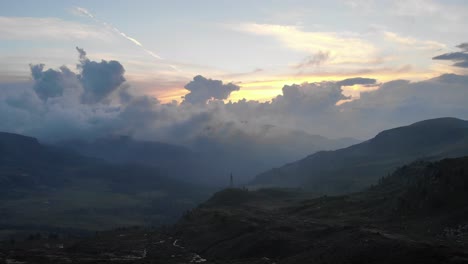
[230,173,233,188]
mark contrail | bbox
[75,6,178,68]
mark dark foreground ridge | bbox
[2,157,468,263]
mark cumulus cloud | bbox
[433,43,468,68]
[271,81,350,114]
[29,64,74,101]
[3,48,465,142]
[182,75,240,104]
[76,47,126,104]
[1,48,465,142]
[28,48,126,104]
[232,23,379,65]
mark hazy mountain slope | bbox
[0,132,90,190]
[58,136,212,185]
[252,117,468,194]
[60,136,193,166]
[0,132,211,234]
[58,132,359,186]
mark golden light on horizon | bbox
[152,68,447,104]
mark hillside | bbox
[3,157,468,263]
[0,132,211,237]
[58,136,210,185]
[167,156,468,263]
[252,117,468,194]
[59,133,359,186]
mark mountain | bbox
[60,136,193,166]
[0,132,211,235]
[3,157,468,263]
[252,117,468,194]
[0,132,88,190]
[166,157,468,263]
[58,136,211,185]
[58,132,359,186]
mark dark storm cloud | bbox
[337,77,377,86]
[29,64,76,101]
[182,75,240,104]
[294,51,330,69]
[433,43,468,68]
[76,47,126,104]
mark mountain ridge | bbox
[0,132,211,233]
[252,117,468,194]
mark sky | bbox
[1,0,467,102]
[0,0,467,145]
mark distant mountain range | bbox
[0,128,359,234]
[58,136,207,184]
[1,117,467,236]
[0,132,210,233]
[252,117,468,194]
[58,132,359,186]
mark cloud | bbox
[0,49,467,184]
[28,47,126,104]
[77,47,126,104]
[338,73,468,136]
[337,77,377,86]
[457,43,468,51]
[232,23,379,65]
[6,48,464,142]
[392,0,439,17]
[0,16,111,41]
[294,51,330,69]
[220,68,264,79]
[345,0,376,12]
[433,43,468,68]
[272,81,350,112]
[383,31,445,50]
[29,64,80,101]
[74,7,167,64]
[182,75,240,104]
[391,0,468,22]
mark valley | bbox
[2,157,468,263]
